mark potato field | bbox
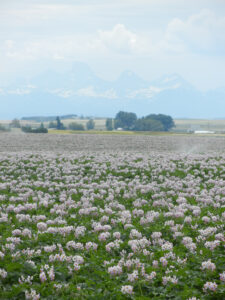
[0,133,224,299]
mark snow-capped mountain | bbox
[1,62,225,119]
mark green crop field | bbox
[0,133,225,299]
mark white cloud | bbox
[2,36,96,62]
[5,40,14,49]
[48,86,118,99]
[8,88,32,95]
[6,85,36,95]
[3,9,225,66]
[49,89,74,98]
[76,86,117,99]
[1,24,148,62]
[1,2,225,91]
[97,24,137,54]
[127,83,180,99]
[163,9,225,54]
[127,86,162,99]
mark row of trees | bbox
[0,124,9,132]
[9,117,95,132]
[49,117,95,131]
[10,112,174,133]
[21,123,48,133]
[105,111,175,131]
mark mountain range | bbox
[1,62,225,119]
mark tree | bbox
[86,119,95,130]
[134,118,164,131]
[56,116,65,130]
[36,123,48,133]
[145,114,175,131]
[48,121,57,128]
[114,111,137,130]
[21,124,48,133]
[21,125,32,133]
[106,118,113,131]
[10,119,21,128]
[68,122,85,131]
[0,124,8,131]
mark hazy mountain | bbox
[0,62,225,119]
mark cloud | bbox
[163,9,225,54]
[127,84,180,99]
[97,24,137,54]
[48,86,118,99]
[3,9,225,66]
[8,88,33,95]
[5,40,15,49]
[76,86,117,99]
[1,3,225,91]
[1,24,145,62]
[2,36,95,62]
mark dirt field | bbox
[1,132,225,154]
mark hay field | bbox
[174,119,225,132]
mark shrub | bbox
[68,122,85,131]
[86,119,95,130]
[10,119,21,128]
[48,121,57,128]
[56,117,66,130]
[0,124,9,131]
[134,118,164,131]
[21,124,48,133]
[106,118,113,131]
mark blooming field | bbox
[0,134,225,299]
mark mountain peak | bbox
[118,70,144,81]
[1,62,225,119]
[114,70,148,93]
[70,61,94,76]
[152,73,193,90]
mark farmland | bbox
[0,133,224,299]
[3,118,225,133]
[173,119,225,133]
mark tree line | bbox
[21,123,48,133]
[21,115,77,122]
[105,111,175,131]
[10,112,175,133]
[49,117,94,131]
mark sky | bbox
[1,0,225,91]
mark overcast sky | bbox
[1,0,225,90]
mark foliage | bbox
[105,118,114,131]
[10,119,21,128]
[86,119,95,130]
[145,114,175,131]
[21,123,48,133]
[56,117,66,130]
[21,115,77,122]
[115,111,137,130]
[0,152,224,299]
[48,121,57,129]
[0,124,9,131]
[68,122,85,131]
[134,118,164,131]
[114,111,174,132]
